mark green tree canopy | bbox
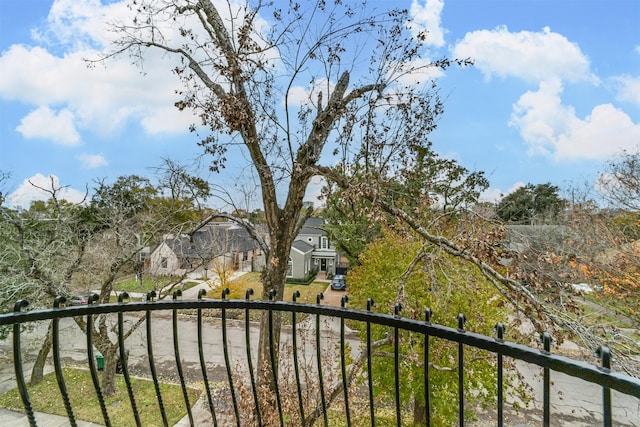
[495,183,565,224]
[346,228,516,425]
[322,142,488,266]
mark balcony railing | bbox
[1,291,639,427]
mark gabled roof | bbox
[291,240,314,254]
[299,217,325,236]
[165,226,259,259]
[503,224,568,253]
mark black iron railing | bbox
[1,291,639,427]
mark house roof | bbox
[299,217,325,235]
[165,226,259,259]
[503,224,568,252]
[291,240,314,254]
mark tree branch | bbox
[304,333,393,426]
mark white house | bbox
[148,222,263,279]
[288,217,340,279]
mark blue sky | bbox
[1,0,639,208]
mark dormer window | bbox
[320,236,329,249]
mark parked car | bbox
[68,293,91,305]
[330,274,346,291]
[67,292,98,305]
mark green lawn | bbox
[113,277,204,300]
[0,368,200,427]
[113,276,179,294]
[213,272,328,302]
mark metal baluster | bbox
[457,314,467,427]
[268,289,284,427]
[146,291,168,426]
[340,295,351,427]
[292,290,305,426]
[494,323,505,427]
[52,296,77,426]
[367,298,376,427]
[13,300,35,427]
[171,290,193,426]
[542,332,552,427]
[316,292,328,427]
[221,288,240,426]
[118,292,141,427]
[196,289,217,426]
[424,308,433,426]
[244,288,260,426]
[595,346,612,427]
[85,294,111,426]
[394,303,402,427]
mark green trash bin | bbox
[95,352,104,371]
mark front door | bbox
[320,258,327,272]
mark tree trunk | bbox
[30,320,53,384]
[256,251,288,385]
[254,213,299,427]
[413,398,427,426]
[100,347,118,397]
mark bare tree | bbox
[598,148,640,212]
[0,164,211,394]
[0,170,10,206]
[0,177,89,383]
[71,165,211,395]
[99,0,466,391]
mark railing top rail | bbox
[2,297,639,397]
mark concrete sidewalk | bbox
[0,408,102,427]
[89,270,250,302]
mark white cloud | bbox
[0,45,74,105]
[452,26,597,85]
[31,0,122,50]
[451,24,638,162]
[0,43,192,136]
[304,176,327,207]
[287,79,336,109]
[287,86,311,107]
[394,57,446,86]
[8,173,86,208]
[510,81,640,160]
[0,0,205,146]
[612,74,640,106]
[16,106,80,146]
[409,0,446,48]
[480,182,524,203]
[554,104,640,160]
[77,152,108,168]
[140,105,199,135]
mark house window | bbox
[320,236,329,249]
[242,251,248,261]
[287,258,293,277]
[161,257,168,268]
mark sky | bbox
[1,0,639,209]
